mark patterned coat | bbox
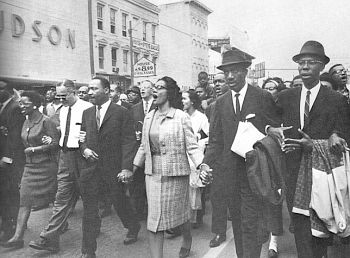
[133,107,203,176]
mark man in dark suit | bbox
[0,80,25,241]
[202,50,280,258]
[78,76,139,258]
[130,80,156,220]
[110,83,132,110]
[268,41,350,258]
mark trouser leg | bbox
[40,151,79,241]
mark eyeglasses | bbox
[265,87,277,91]
[296,60,323,66]
[55,95,67,101]
[78,91,87,94]
[331,69,346,75]
[214,79,225,84]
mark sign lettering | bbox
[134,57,156,77]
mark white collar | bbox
[301,81,321,95]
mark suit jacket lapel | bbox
[223,91,237,121]
[309,85,326,122]
[293,87,302,129]
[240,85,254,119]
[99,103,113,131]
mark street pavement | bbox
[0,200,298,258]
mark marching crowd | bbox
[1,40,350,258]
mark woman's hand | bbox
[42,135,52,145]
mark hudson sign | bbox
[0,11,76,49]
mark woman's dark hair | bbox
[320,72,337,90]
[158,76,183,109]
[21,90,43,107]
[185,89,201,110]
[262,77,287,92]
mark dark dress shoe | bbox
[268,249,278,258]
[179,237,192,258]
[80,253,96,258]
[124,224,140,245]
[209,234,226,248]
[1,239,24,249]
[29,237,59,253]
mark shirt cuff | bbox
[265,125,271,135]
[1,157,13,164]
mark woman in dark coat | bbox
[2,91,59,249]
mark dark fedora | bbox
[293,40,330,64]
[217,49,254,70]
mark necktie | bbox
[62,107,71,148]
[235,93,241,120]
[144,101,148,115]
[304,90,311,128]
[96,105,102,130]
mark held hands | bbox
[83,148,99,161]
[117,169,133,184]
[281,129,313,153]
[199,163,213,185]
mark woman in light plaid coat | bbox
[133,76,205,258]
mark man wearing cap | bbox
[268,41,350,258]
[203,50,280,258]
[126,86,141,105]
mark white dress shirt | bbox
[231,82,248,114]
[142,97,154,114]
[59,99,93,148]
[300,82,321,129]
[97,100,111,127]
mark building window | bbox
[133,17,139,37]
[111,47,117,67]
[98,45,105,69]
[151,25,156,44]
[134,52,139,63]
[97,4,103,30]
[143,22,147,41]
[110,9,116,34]
[123,50,128,72]
[122,13,127,37]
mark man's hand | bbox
[24,147,34,155]
[267,126,293,142]
[199,163,213,185]
[83,148,99,161]
[281,129,313,153]
[117,169,133,184]
[328,133,347,155]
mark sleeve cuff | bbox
[1,157,13,164]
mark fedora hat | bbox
[217,49,254,70]
[126,86,141,96]
[293,40,330,64]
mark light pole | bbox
[129,20,134,88]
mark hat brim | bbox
[292,53,330,65]
[217,61,252,71]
